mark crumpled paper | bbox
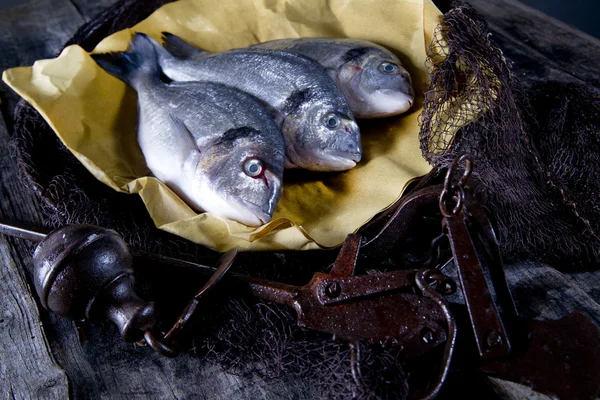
[3,0,442,252]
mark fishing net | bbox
[420,4,600,267]
[200,299,410,400]
[10,0,600,398]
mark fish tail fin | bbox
[92,33,161,89]
[162,32,206,60]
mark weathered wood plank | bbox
[469,0,600,86]
[0,2,98,398]
[69,0,119,21]
[505,261,600,324]
[0,109,69,398]
[564,269,600,304]
[0,0,87,128]
[0,238,69,400]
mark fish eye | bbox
[323,113,341,129]
[379,62,399,74]
[243,158,263,177]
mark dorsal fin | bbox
[162,32,207,60]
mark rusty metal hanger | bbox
[2,153,600,399]
[438,154,600,400]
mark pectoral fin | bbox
[169,115,198,149]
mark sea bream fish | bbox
[144,33,362,172]
[92,34,285,226]
[162,33,415,118]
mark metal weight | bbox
[22,222,236,356]
[5,219,453,360]
[32,224,159,343]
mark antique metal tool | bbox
[436,154,600,400]
[0,221,455,369]
[3,153,600,399]
[0,222,237,356]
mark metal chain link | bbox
[439,154,473,217]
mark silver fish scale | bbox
[135,79,284,224]
[153,36,361,171]
[159,49,349,117]
[245,38,414,119]
[250,38,396,70]
[139,80,280,150]
[93,33,286,224]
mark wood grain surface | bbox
[0,1,110,398]
[469,0,600,88]
[0,0,599,399]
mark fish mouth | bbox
[360,89,415,118]
[229,171,281,226]
[230,199,273,227]
[316,150,361,171]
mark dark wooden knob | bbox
[32,225,159,342]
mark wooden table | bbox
[1,1,599,398]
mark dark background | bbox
[1,0,599,39]
[519,0,599,38]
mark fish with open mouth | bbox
[92,34,285,226]
[163,33,414,118]
[144,33,362,172]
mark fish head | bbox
[191,127,284,226]
[282,98,362,171]
[337,49,414,118]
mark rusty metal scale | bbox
[2,155,600,399]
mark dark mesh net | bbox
[419,4,600,267]
[196,298,409,400]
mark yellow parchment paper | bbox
[3,0,443,252]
